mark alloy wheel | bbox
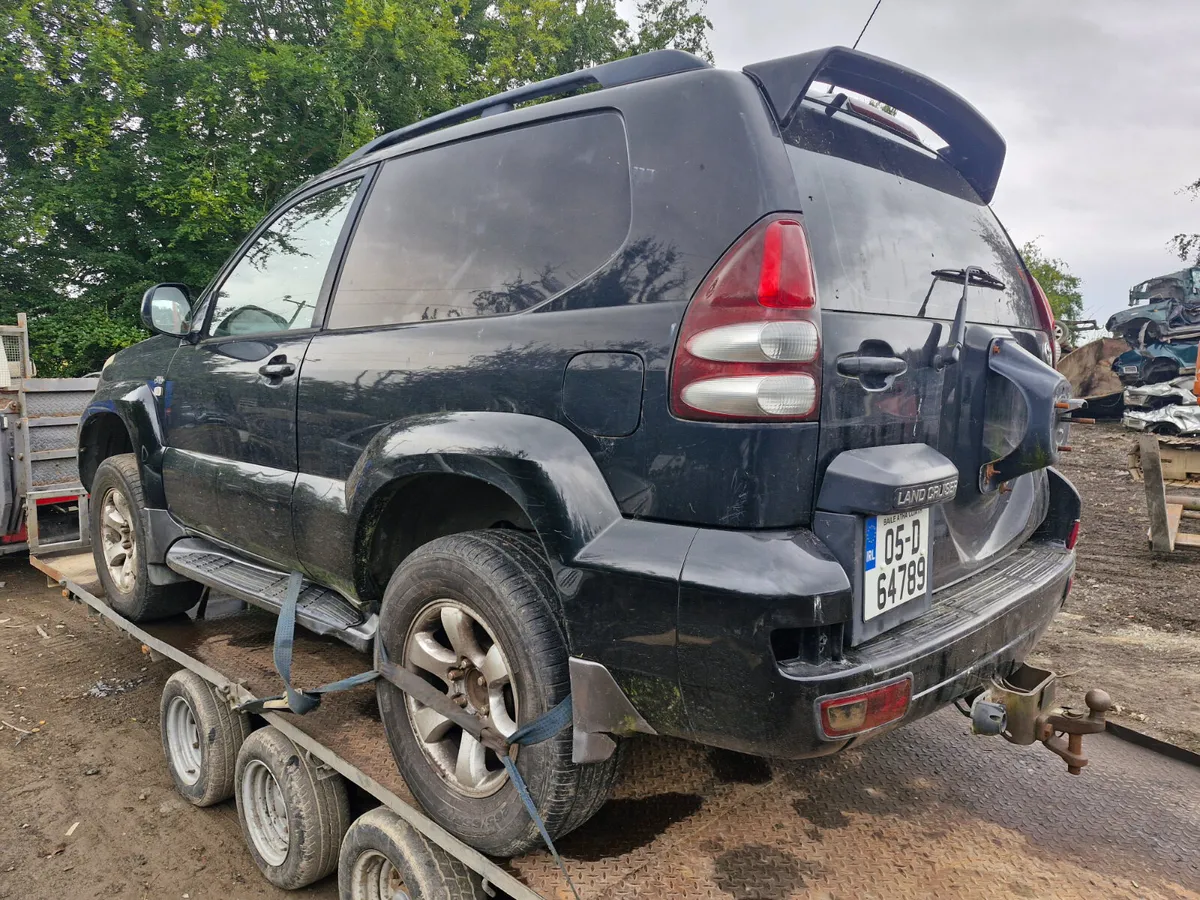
[402,599,520,798]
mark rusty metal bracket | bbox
[975,665,1112,775]
[1035,689,1112,775]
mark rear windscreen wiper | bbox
[922,266,1007,369]
[917,267,1006,319]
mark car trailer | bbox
[26,549,1200,900]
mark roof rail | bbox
[343,49,710,164]
[743,46,1006,203]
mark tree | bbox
[1170,178,1200,264]
[0,0,711,375]
[1021,239,1083,322]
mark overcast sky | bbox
[675,0,1200,324]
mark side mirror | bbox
[141,284,192,338]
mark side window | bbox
[209,179,361,338]
[329,113,631,329]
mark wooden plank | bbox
[1141,434,1175,552]
[1175,532,1200,548]
[1166,502,1182,551]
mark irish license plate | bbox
[864,509,930,621]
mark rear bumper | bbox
[675,541,1074,759]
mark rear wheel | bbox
[376,530,620,857]
[235,726,350,889]
[90,454,201,621]
[160,669,252,806]
[338,807,481,900]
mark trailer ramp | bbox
[32,551,1200,900]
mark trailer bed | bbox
[31,551,1200,900]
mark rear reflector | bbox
[817,674,912,739]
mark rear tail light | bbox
[1067,519,1081,550]
[671,216,822,422]
[1024,270,1057,367]
[817,675,912,739]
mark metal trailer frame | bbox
[30,551,544,900]
[0,314,97,555]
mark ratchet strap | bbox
[236,572,379,714]
[237,571,582,898]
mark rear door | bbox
[785,102,1049,593]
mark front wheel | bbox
[376,530,620,858]
[90,454,202,621]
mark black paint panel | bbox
[562,352,644,437]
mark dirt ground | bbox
[0,420,1196,899]
[0,560,339,900]
[1028,419,1200,752]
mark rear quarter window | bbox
[785,106,1035,329]
[329,112,632,328]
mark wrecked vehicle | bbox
[1112,341,1198,386]
[77,46,1081,858]
[1124,404,1200,435]
[1124,376,1197,410]
[1107,266,1200,346]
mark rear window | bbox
[329,112,631,328]
[784,105,1035,328]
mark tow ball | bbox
[968,664,1112,774]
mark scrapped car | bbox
[1107,266,1200,346]
[1124,376,1197,410]
[1112,341,1198,386]
[1124,404,1200,435]
[78,46,1080,857]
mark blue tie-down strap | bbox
[236,571,379,715]
[501,695,580,900]
[235,573,580,896]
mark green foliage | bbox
[1020,239,1083,322]
[0,0,711,375]
[1170,177,1200,264]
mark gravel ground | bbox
[1029,419,1200,751]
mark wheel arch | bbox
[346,412,622,607]
[79,384,168,505]
[78,409,133,493]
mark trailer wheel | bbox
[90,454,202,621]
[160,669,251,806]
[338,807,481,900]
[377,529,620,858]
[235,726,350,889]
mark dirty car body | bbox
[79,46,1079,761]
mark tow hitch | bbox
[968,664,1112,774]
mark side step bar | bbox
[165,537,376,653]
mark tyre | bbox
[376,529,620,858]
[160,669,252,807]
[234,726,350,889]
[90,454,202,621]
[338,807,481,900]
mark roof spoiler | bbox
[343,49,710,164]
[743,46,1006,203]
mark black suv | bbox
[79,46,1080,857]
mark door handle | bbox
[836,355,907,378]
[259,358,295,379]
